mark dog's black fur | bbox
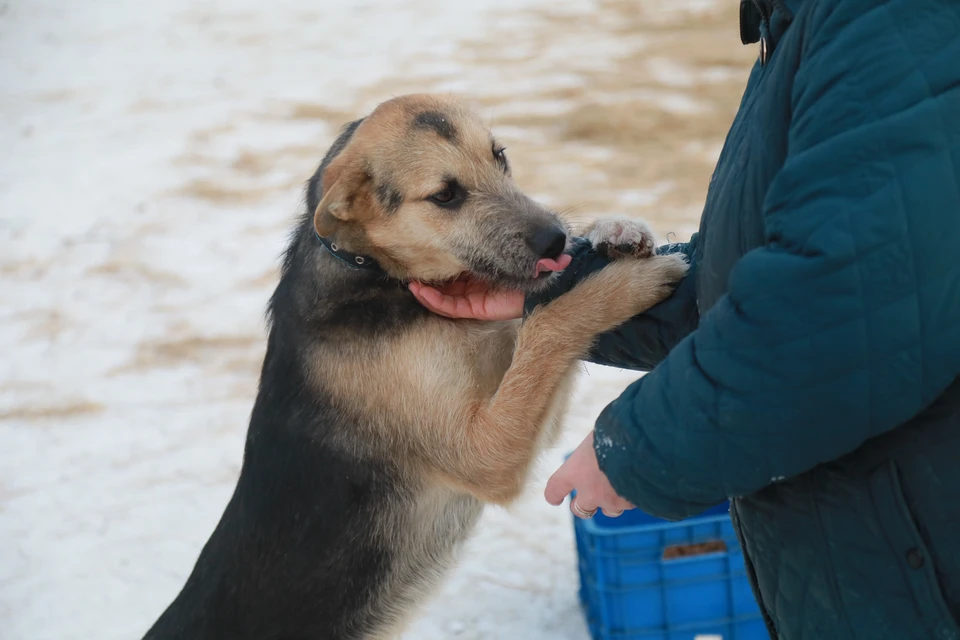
[143,121,423,640]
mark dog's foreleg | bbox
[437,254,688,504]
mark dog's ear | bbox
[313,151,371,237]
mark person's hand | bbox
[544,431,634,518]
[408,275,524,321]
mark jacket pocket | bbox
[868,460,960,638]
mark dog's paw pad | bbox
[587,219,656,259]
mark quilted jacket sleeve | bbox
[524,235,699,371]
[595,0,960,520]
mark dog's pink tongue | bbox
[535,253,572,276]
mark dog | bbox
[142,94,687,640]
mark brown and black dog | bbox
[142,94,687,640]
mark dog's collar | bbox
[314,230,382,272]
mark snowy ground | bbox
[0,1,753,638]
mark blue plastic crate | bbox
[572,499,768,640]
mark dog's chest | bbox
[368,489,483,637]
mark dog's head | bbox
[307,94,569,291]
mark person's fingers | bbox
[544,466,576,506]
[571,496,598,519]
[410,280,471,313]
[433,279,470,297]
[410,279,524,321]
[414,285,463,318]
[475,289,524,321]
[408,282,441,312]
[598,492,634,517]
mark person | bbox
[408,0,960,638]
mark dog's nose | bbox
[529,226,567,260]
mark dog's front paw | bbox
[585,218,656,260]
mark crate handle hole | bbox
[661,539,727,561]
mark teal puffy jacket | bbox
[527,0,960,637]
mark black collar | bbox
[314,230,382,272]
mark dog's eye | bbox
[427,181,465,209]
[493,146,509,174]
[428,187,455,204]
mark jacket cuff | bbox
[594,384,715,521]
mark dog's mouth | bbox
[456,251,572,294]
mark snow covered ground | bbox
[0,1,752,638]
